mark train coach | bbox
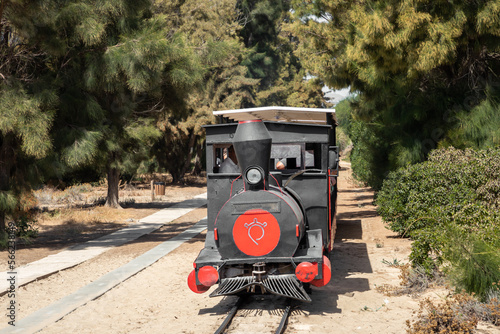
[188,107,339,302]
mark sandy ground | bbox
[2,166,499,333]
[4,184,206,267]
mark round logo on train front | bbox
[233,209,280,256]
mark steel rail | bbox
[275,304,292,334]
[214,297,244,334]
[214,297,293,334]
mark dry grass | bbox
[376,263,445,297]
[15,206,135,248]
[376,263,500,332]
[406,291,500,333]
[15,175,207,249]
[34,183,104,207]
[33,173,206,210]
[38,206,136,228]
[406,293,479,333]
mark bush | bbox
[15,215,39,242]
[349,120,391,189]
[336,127,352,157]
[376,147,500,299]
[407,293,479,333]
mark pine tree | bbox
[150,0,328,182]
[238,0,328,108]
[50,0,204,206]
[152,0,259,181]
[0,0,57,231]
[289,0,500,188]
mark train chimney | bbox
[233,120,271,190]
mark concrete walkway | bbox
[0,193,207,293]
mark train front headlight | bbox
[245,167,263,185]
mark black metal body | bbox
[193,119,338,301]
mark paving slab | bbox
[0,193,207,293]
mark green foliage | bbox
[240,0,328,108]
[60,130,104,168]
[238,0,286,88]
[0,191,17,214]
[289,0,500,189]
[449,85,500,149]
[333,98,353,156]
[0,85,54,158]
[0,0,61,229]
[45,0,207,203]
[284,75,326,107]
[335,127,351,156]
[443,226,500,300]
[377,147,500,299]
[334,98,353,130]
[348,119,390,189]
[14,216,39,242]
[150,0,259,181]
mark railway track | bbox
[215,296,294,334]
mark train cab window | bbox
[214,145,240,174]
[305,143,322,169]
[271,144,303,170]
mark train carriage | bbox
[188,107,338,302]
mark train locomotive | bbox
[188,107,338,302]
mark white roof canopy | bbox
[213,106,335,124]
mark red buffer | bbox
[295,262,318,283]
[187,270,209,294]
[198,266,219,286]
[187,266,219,294]
[310,256,332,287]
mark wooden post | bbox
[151,180,155,202]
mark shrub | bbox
[376,263,445,297]
[376,147,500,299]
[15,215,38,242]
[349,120,391,189]
[442,224,500,300]
[407,293,479,333]
[407,291,500,332]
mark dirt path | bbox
[24,164,412,333]
[286,164,418,333]
[6,164,496,333]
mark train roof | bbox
[213,106,335,124]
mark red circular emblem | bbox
[233,209,280,256]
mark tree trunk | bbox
[105,166,121,208]
[0,133,15,233]
[170,171,181,184]
[181,131,197,180]
[191,140,203,175]
[0,212,5,234]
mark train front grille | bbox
[210,274,311,302]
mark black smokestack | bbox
[233,120,271,189]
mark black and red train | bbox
[188,107,338,302]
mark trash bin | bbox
[154,182,165,195]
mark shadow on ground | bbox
[15,203,207,252]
